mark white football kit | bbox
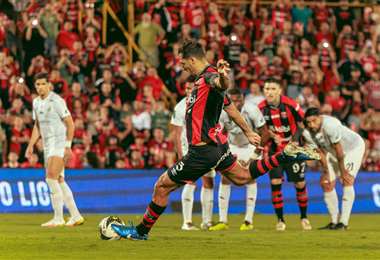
[219,102,266,162]
[303,115,365,181]
[33,91,71,164]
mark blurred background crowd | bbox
[0,0,379,170]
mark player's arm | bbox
[210,59,232,90]
[257,124,270,147]
[224,103,261,146]
[172,125,183,160]
[63,115,75,147]
[333,142,353,184]
[25,121,40,159]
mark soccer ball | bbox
[98,216,125,240]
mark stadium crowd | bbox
[0,0,379,170]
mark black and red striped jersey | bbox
[185,65,230,145]
[258,95,304,151]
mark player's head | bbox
[179,41,207,75]
[227,88,244,111]
[263,78,282,105]
[34,72,51,98]
[304,107,322,133]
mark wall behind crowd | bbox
[0,0,379,171]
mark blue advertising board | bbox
[1,169,380,214]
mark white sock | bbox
[60,180,81,219]
[324,189,339,224]
[218,184,231,223]
[46,178,64,221]
[201,187,213,224]
[340,186,355,225]
[181,184,195,224]
[244,183,257,224]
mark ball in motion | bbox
[98,216,125,240]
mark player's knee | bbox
[271,178,282,185]
[295,181,306,189]
[221,175,231,185]
[202,177,214,189]
[343,179,354,187]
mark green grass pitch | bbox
[1,214,380,259]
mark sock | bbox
[60,181,81,218]
[296,186,308,219]
[271,183,284,222]
[46,178,64,221]
[249,154,280,179]
[181,184,195,224]
[136,201,166,235]
[340,186,355,225]
[324,189,339,224]
[244,183,257,224]
[218,184,231,223]
[201,187,214,224]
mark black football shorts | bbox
[167,143,237,185]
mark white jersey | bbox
[170,98,188,154]
[303,115,363,156]
[32,91,70,144]
[219,102,266,147]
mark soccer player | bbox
[209,88,269,231]
[258,79,312,231]
[303,107,365,230]
[112,41,319,240]
[171,81,216,231]
[25,72,84,227]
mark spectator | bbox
[3,152,20,168]
[134,13,165,68]
[132,100,151,132]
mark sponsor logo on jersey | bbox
[269,125,291,133]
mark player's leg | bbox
[58,170,84,227]
[286,162,311,230]
[112,171,181,240]
[181,183,198,230]
[200,173,215,230]
[209,175,230,231]
[42,156,65,227]
[319,153,339,230]
[241,179,257,231]
[337,142,365,230]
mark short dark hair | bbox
[304,107,320,119]
[227,88,243,96]
[179,41,205,59]
[34,72,49,83]
[264,78,282,87]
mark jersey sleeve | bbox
[204,72,219,89]
[170,103,184,127]
[247,104,266,129]
[53,96,71,119]
[324,118,342,144]
[302,130,318,149]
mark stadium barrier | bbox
[0,169,380,214]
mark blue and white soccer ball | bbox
[98,216,125,240]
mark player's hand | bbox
[341,170,354,185]
[246,131,261,146]
[217,59,231,77]
[63,147,72,164]
[25,145,34,160]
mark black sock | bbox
[296,186,308,219]
[271,184,284,222]
[249,155,280,179]
[136,201,166,235]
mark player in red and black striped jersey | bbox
[258,78,312,231]
[111,42,319,240]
